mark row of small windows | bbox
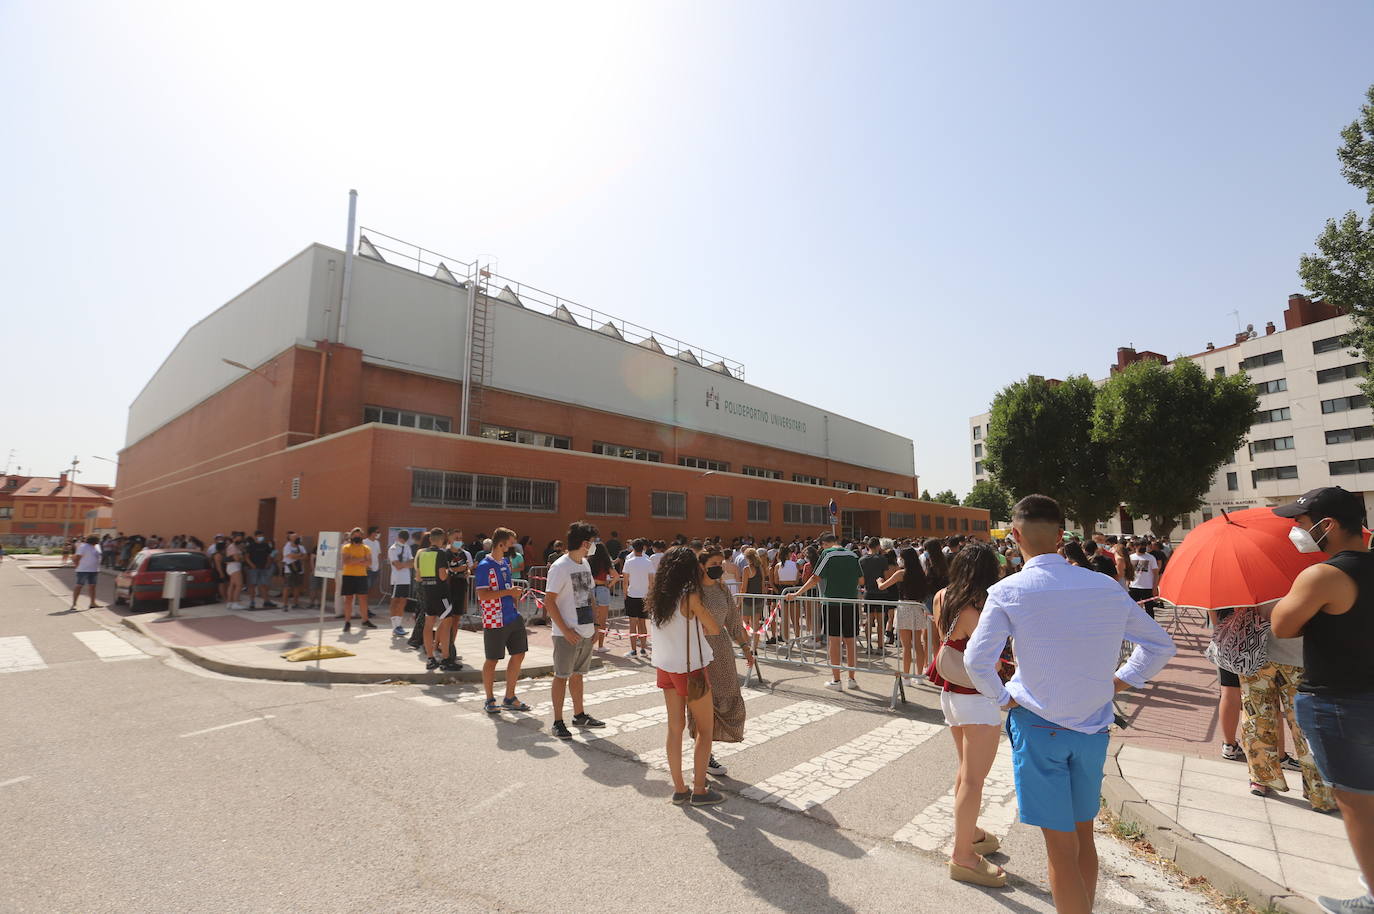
[833,480,860,491]
[1331,458,1374,476]
[365,406,452,432]
[1322,394,1369,414]
[412,470,558,512]
[593,441,662,462]
[1254,378,1288,395]
[742,465,784,479]
[1249,435,1295,456]
[1317,362,1369,384]
[1254,407,1291,424]
[679,456,729,472]
[792,473,824,486]
[1252,466,1299,485]
[889,512,916,529]
[479,424,570,449]
[1327,426,1374,444]
[1240,350,1284,370]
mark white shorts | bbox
[895,601,925,632]
[940,689,1003,728]
[226,562,242,575]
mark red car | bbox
[113,549,218,611]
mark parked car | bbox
[113,549,217,611]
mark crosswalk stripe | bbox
[0,636,46,673]
[638,699,842,770]
[740,717,945,812]
[524,681,663,718]
[73,630,148,661]
[576,689,768,744]
[454,668,638,704]
[892,740,1018,851]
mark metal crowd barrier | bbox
[740,591,941,710]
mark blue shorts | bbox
[1006,707,1109,832]
[75,571,99,586]
[594,584,612,605]
[1295,691,1374,794]
[246,568,272,588]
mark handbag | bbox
[685,598,708,702]
[1204,607,1270,676]
[935,640,976,689]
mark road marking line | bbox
[353,690,395,699]
[178,715,276,738]
[892,740,1017,851]
[740,717,945,812]
[464,782,524,814]
[408,695,450,707]
[459,668,638,702]
[576,690,768,744]
[73,630,148,661]
[638,699,841,770]
[0,776,34,788]
[0,636,47,673]
[524,681,663,718]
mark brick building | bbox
[115,231,988,549]
[0,474,114,543]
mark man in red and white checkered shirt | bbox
[476,528,530,714]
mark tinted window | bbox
[146,552,211,572]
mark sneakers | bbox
[628,649,639,658]
[706,756,728,776]
[671,790,691,806]
[593,645,609,653]
[1317,895,1374,914]
[342,621,352,633]
[847,678,860,690]
[263,601,278,609]
[439,659,462,672]
[572,712,606,729]
[689,789,725,806]
[1279,753,1303,772]
[425,656,440,671]
[361,619,378,629]
[551,720,573,740]
[1221,742,1246,761]
[825,680,844,691]
[392,626,407,637]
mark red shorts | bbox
[656,667,706,698]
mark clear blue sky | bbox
[4,1,1372,496]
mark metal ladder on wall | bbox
[465,281,493,434]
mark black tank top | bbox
[745,565,764,595]
[1302,550,1374,696]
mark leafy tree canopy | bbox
[932,489,961,506]
[963,480,1011,523]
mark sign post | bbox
[313,532,341,667]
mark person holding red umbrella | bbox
[1272,487,1374,914]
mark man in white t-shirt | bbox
[648,540,666,573]
[1127,541,1161,617]
[543,521,607,740]
[72,535,103,611]
[365,527,382,606]
[621,538,655,658]
[387,530,415,637]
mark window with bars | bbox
[1331,458,1374,476]
[747,499,770,523]
[651,491,687,519]
[680,456,729,472]
[1253,378,1288,395]
[888,512,916,529]
[705,495,732,521]
[1239,350,1284,370]
[364,405,452,433]
[792,473,824,486]
[1317,362,1370,384]
[586,485,629,516]
[593,441,662,462]
[1322,394,1370,414]
[742,466,783,479]
[1251,466,1298,485]
[782,503,827,525]
[480,424,571,449]
[1254,407,1291,424]
[1326,426,1374,445]
[411,469,556,512]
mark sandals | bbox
[484,698,500,715]
[971,832,1000,855]
[949,855,1007,888]
[501,696,531,712]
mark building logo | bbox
[706,387,720,410]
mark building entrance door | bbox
[257,497,277,540]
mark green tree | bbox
[933,489,961,506]
[1299,84,1374,395]
[962,480,1011,524]
[983,374,1116,531]
[919,488,933,501]
[1094,358,1256,541]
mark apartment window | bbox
[867,486,889,495]
[1317,362,1370,384]
[742,465,783,480]
[833,480,859,491]
[936,516,945,530]
[783,503,827,525]
[593,441,662,462]
[705,495,732,522]
[1253,378,1288,396]
[972,426,982,440]
[961,518,970,531]
[747,499,770,524]
[888,512,916,529]
[1240,350,1284,370]
[1226,472,1239,491]
[680,456,729,472]
[792,473,824,486]
[411,469,556,512]
[894,490,911,499]
[973,443,983,458]
[1181,514,1194,531]
[1314,334,1350,354]
[1322,394,1370,414]
[973,520,989,531]
[1326,426,1374,444]
[0,507,10,519]
[1249,436,1295,456]
[1215,366,1226,377]
[974,461,985,475]
[1251,466,1299,485]
[586,485,629,517]
[1330,458,1374,476]
[921,514,932,530]
[1254,407,1291,424]
[365,405,452,433]
[651,491,687,520]
[1202,510,1214,523]
[480,424,570,449]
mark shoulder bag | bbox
[1204,607,1269,676]
[685,595,708,702]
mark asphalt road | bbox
[0,559,1222,913]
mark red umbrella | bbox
[1159,507,1327,611]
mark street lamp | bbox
[222,358,276,384]
[61,456,79,542]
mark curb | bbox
[120,614,596,685]
[1101,741,1323,914]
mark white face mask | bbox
[1289,520,1330,554]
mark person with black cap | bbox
[1272,486,1374,914]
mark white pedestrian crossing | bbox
[580,689,769,745]
[740,717,944,812]
[524,680,663,718]
[0,636,46,673]
[637,700,842,770]
[892,740,1018,851]
[73,630,148,661]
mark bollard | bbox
[161,570,187,619]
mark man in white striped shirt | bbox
[965,494,1174,914]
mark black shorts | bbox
[623,596,646,619]
[391,583,412,600]
[1218,666,1240,689]
[341,575,369,596]
[449,576,468,606]
[484,616,529,660]
[422,583,455,618]
[825,602,859,638]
